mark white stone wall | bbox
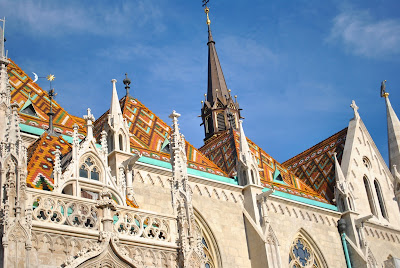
[364,224,400,265]
[342,119,400,227]
[266,197,346,268]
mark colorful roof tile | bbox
[8,60,86,137]
[94,96,229,178]
[199,129,329,203]
[26,132,71,190]
[282,128,348,203]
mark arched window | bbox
[374,179,387,219]
[250,170,255,184]
[363,176,377,216]
[194,210,222,268]
[79,156,100,181]
[119,134,124,151]
[289,232,327,268]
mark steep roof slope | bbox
[26,132,71,190]
[199,129,330,203]
[8,59,86,137]
[283,128,348,202]
[94,95,229,178]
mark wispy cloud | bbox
[327,9,400,58]
[0,0,165,36]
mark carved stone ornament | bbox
[61,232,138,268]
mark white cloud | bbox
[328,9,400,58]
[0,0,164,36]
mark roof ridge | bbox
[283,127,348,165]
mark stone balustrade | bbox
[28,189,176,243]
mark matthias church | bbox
[0,6,399,268]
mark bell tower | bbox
[200,7,241,142]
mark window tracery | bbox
[362,157,371,169]
[79,156,100,181]
[289,235,323,268]
[194,211,221,268]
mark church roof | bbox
[199,129,330,204]
[8,60,87,137]
[8,59,228,182]
[26,132,71,190]
[283,128,348,203]
[94,95,229,178]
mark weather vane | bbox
[203,0,211,25]
[32,72,58,135]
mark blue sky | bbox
[2,0,400,164]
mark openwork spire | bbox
[382,82,400,174]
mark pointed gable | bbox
[94,95,228,178]
[7,59,86,136]
[199,129,329,203]
[283,128,348,202]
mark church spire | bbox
[205,7,230,106]
[201,6,241,142]
[109,79,123,127]
[381,81,400,174]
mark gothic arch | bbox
[288,229,328,268]
[79,152,104,182]
[194,208,222,268]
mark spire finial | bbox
[381,80,389,98]
[123,73,131,97]
[205,6,211,25]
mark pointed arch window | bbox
[79,156,100,181]
[194,210,222,268]
[374,179,388,219]
[363,176,377,216]
[119,134,124,151]
[289,233,326,268]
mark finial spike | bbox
[123,73,132,97]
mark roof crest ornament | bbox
[123,73,131,97]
